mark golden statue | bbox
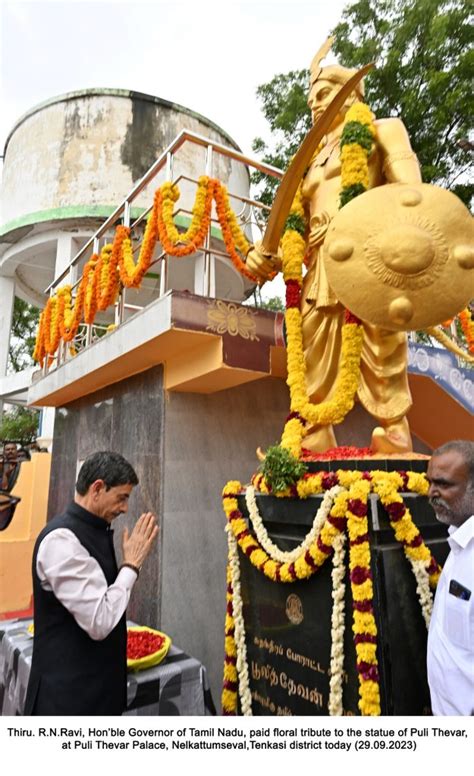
[247,40,426,455]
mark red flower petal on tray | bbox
[127,630,165,660]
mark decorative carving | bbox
[364,213,448,290]
[206,300,259,340]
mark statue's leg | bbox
[301,280,345,454]
[302,424,338,454]
[357,323,413,454]
[371,415,413,454]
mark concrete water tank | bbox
[0,88,254,307]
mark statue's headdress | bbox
[310,36,365,97]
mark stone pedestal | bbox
[237,480,449,716]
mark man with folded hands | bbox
[25,451,158,715]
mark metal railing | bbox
[43,130,283,375]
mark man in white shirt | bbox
[426,440,474,715]
[24,450,158,716]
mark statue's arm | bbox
[376,118,422,185]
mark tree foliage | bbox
[251,70,311,207]
[252,0,473,207]
[0,406,39,445]
[9,298,41,373]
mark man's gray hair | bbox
[431,440,474,484]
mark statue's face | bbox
[307,78,356,128]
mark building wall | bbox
[160,377,290,708]
[48,365,165,628]
[0,453,51,615]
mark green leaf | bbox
[259,445,308,493]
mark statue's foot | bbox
[303,424,337,454]
[371,418,413,455]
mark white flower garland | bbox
[228,484,344,716]
[408,557,434,627]
[328,532,346,716]
[245,484,344,563]
[226,526,253,714]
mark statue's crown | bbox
[310,37,365,96]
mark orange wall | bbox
[0,453,51,614]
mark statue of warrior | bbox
[246,40,423,455]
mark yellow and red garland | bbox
[221,469,441,716]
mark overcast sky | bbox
[1,0,349,156]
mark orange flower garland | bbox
[83,257,99,325]
[213,183,256,282]
[96,244,120,309]
[58,282,86,342]
[33,177,258,365]
[459,308,474,355]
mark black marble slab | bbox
[304,458,429,473]
[236,491,449,716]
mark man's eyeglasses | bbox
[0,490,21,531]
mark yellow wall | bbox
[0,453,51,614]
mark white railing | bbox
[43,130,283,376]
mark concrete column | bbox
[54,234,75,284]
[37,407,55,451]
[0,275,16,418]
[194,252,206,295]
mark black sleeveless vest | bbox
[24,502,127,715]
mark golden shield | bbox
[323,183,473,330]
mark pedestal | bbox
[237,477,449,716]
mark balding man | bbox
[426,440,474,715]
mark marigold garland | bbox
[458,308,474,354]
[339,103,375,208]
[222,563,239,714]
[346,479,380,715]
[277,104,378,459]
[33,177,257,365]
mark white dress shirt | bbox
[36,528,137,641]
[427,515,474,715]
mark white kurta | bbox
[36,528,138,641]
[427,516,474,715]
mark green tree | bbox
[0,405,39,444]
[252,0,473,207]
[251,70,311,207]
[9,298,40,373]
[251,70,311,205]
